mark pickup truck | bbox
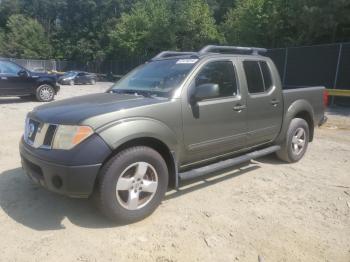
[0,59,59,102]
[19,45,327,223]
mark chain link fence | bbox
[266,43,350,106]
[6,58,57,72]
[2,42,350,105]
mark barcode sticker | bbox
[176,59,198,64]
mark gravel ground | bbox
[0,83,349,262]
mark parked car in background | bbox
[0,59,60,102]
[58,71,97,85]
[20,45,327,223]
[32,68,47,73]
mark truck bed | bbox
[282,86,325,126]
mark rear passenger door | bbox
[243,60,283,147]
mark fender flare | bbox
[276,99,315,144]
[97,117,179,153]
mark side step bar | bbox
[178,145,280,182]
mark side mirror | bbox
[18,70,29,78]
[191,83,219,103]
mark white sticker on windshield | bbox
[176,59,198,64]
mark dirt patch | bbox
[0,85,349,261]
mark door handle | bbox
[233,104,247,112]
[270,99,280,107]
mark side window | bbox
[260,61,273,90]
[77,72,84,77]
[243,61,264,94]
[195,61,238,98]
[0,61,22,75]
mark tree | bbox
[206,0,235,23]
[0,30,5,56]
[109,0,222,58]
[221,0,350,48]
[50,0,140,61]
[0,0,20,28]
[109,0,175,57]
[221,0,286,48]
[285,0,350,45]
[2,15,51,59]
[172,0,223,50]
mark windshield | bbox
[64,71,78,78]
[111,58,198,97]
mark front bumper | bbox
[19,134,112,198]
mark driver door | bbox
[0,61,33,95]
[181,59,247,165]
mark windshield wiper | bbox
[110,89,155,98]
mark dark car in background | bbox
[58,71,97,85]
[0,59,60,102]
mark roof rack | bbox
[151,45,267,61]
[152,51,198,60]
[199,45,267,55]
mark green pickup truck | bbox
[20,45,327,223]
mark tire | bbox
[35,84,55,102]
[69,80,74,86]
[276,118,309,163]
[94,146,169,223]
[90,79,96,85]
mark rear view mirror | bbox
[18,70,29,78]
[191,83,219,103]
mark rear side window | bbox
[260,61,273,90]
[243,61,264,93]
[243,60,273,94]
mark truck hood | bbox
[30,93,167,125]
[30,71,57,80]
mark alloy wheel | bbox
[116,162,158,210]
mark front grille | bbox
[24,118,57,149]
[43,124,58,147]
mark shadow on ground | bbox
[0,97,36,104]
[165,163,260,200]
[0,168,116,231]
[254,154,287,165]
[1,163,261,231]
[326,106,350,117]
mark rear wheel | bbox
[35,84,55,102]
[94,146,168,223]
[90,79,96,85]
[276,118,309,163]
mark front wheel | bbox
[276,118,309,163]
[93,146,169,223]
[36,84,55,102]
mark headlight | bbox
[52,125,93,150]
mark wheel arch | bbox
[101,137,177,189]
[276,99,315,144]
[36,80,57,93]
[294,110,314,141]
